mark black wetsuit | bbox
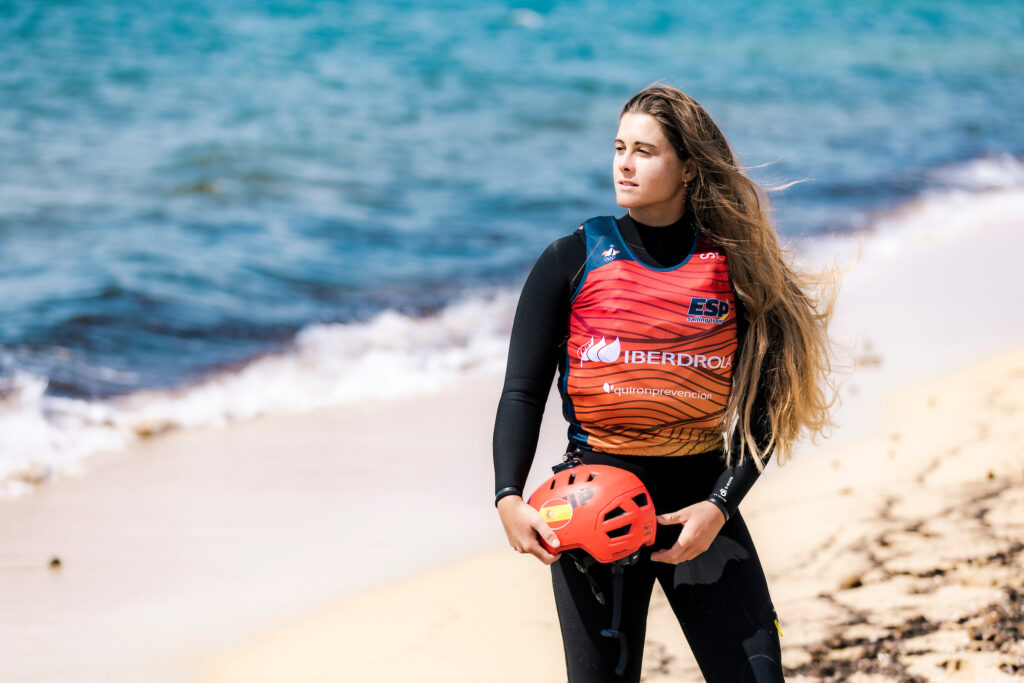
[493,212,784,682]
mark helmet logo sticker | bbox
[566,488,594,508]
[538,498,573,530]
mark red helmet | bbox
[528,461,656,563]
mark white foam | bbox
[509,8,544,29]
[0,372,132,496]
[927,153,1024,191]
[797,156,1024,269]
[0,290,518,496]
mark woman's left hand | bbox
[650,501,726,564]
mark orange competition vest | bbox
[558,216,738,456]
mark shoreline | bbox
[1,378,552,682]
[3,192,1024,680]
[5,184,1023,498]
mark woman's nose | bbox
[617,153,633,174]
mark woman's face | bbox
[613,113,694,225]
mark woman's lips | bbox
[618,180,637,187]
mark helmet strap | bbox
[600,564,629,677]
[570,550,642,677]
[571,552,606,605]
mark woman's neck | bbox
[627,203,687,227]
[616,210,696,269]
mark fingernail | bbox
[550,538,560,547]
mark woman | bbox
[492,85,834,682]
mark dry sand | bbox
[198,347,1024,683]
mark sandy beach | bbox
[5,4,1024,682]
[200,347,1024,683]
[4,192,1024,682]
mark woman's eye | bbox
[637,149,650,155]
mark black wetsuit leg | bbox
[550,450,783,682]
[552,520,782,683]
[655,513,783,683]
[552,554,657,682]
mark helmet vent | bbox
[632,493,649,508]
[607,524,632,539]
[568,473,576,485]
[549,479,556,490]
[604,506,625,521]
[587,473,596,482]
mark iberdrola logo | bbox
[578,336,621,366]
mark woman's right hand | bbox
[496,496,561,565]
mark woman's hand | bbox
[497,496,561,565]
[650,501,726,564]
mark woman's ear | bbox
[681,158,697,184]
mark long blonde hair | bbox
[621,85,836,467]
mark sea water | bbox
[1,0,1023,491]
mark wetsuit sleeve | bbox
[705,301,775,521]
[493,233,584,503]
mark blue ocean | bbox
[1,0,1023,489]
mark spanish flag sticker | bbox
[538,498,573,530]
